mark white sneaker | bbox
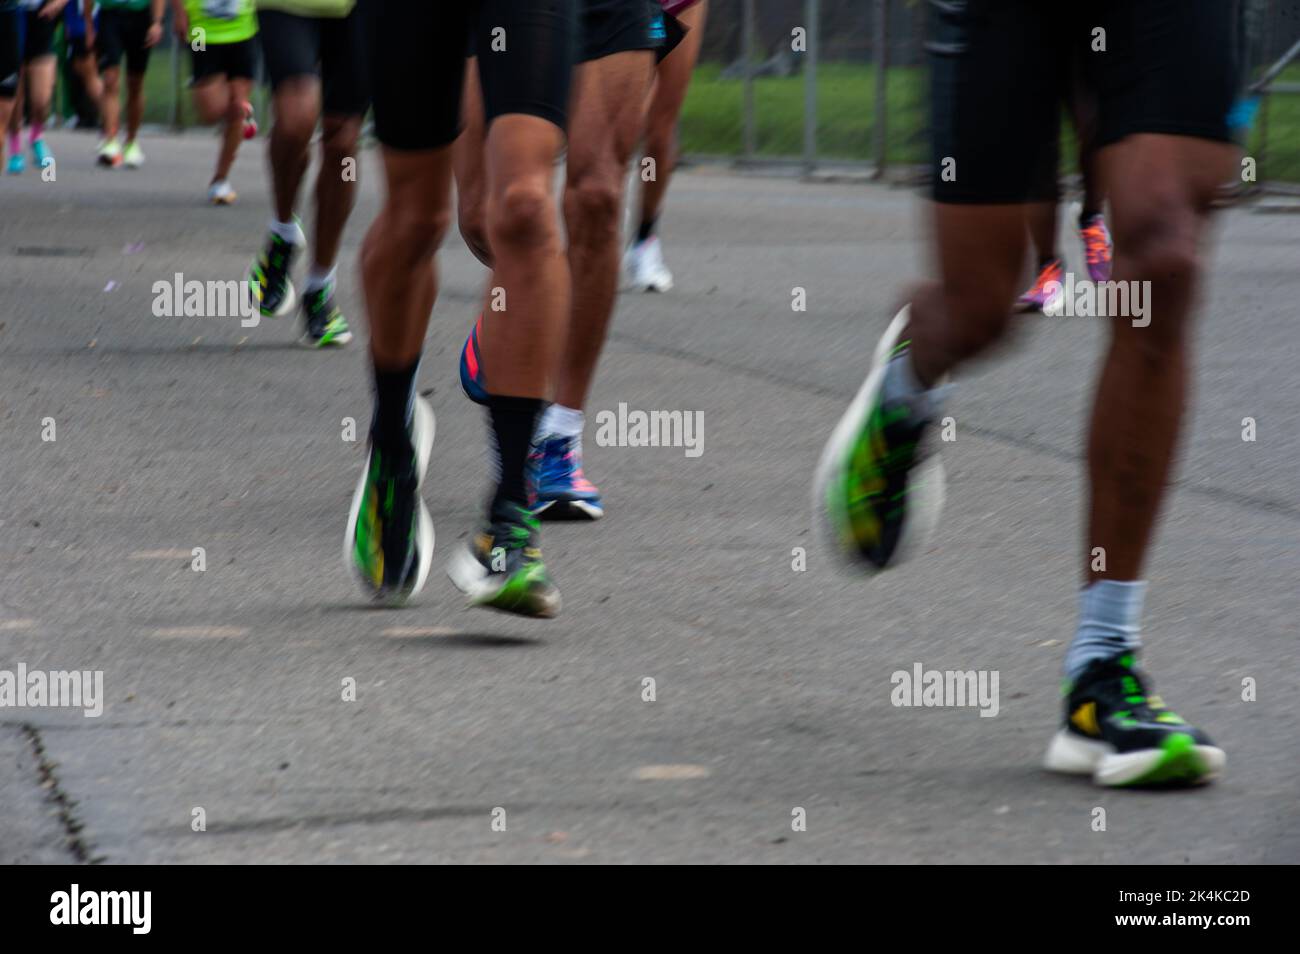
[208,180,237,205]
[623,236,674,293]
[96,138,122,168]
[122,140,145,169]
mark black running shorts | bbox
[190,36,258,85]
[929,0,1242,204]
[0,10,18,99]
[369,0,577,152]
[257,7,369,116]
[97,7,155,76]
[22,4,59,62]
[580,0,664,62]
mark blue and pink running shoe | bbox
[459,313,490,405]
[531,435,604,520]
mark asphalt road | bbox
[1,129,1297,864]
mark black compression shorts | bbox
[22,4,59,61]
[929,0,1242,204]
[369,0,577,151]
[96,7,155,76]
[0,10,18,98]
[257,7,369,116]
[190,36,258,85]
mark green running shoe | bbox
[343,397,435,605]
[301,282,353,347]
[813,306,945,573]
[446,501,561,618]
[248,226,300,318]
[1045,654,1225,787]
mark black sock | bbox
[371,356,419,449]
[1079,206,1100,228]
[636,216,657,243]
[1038,255,1058,271]
[488,395,544,513]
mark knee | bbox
[320,119,360,161]
[224,97,246,126]
[1116,207,1201,345]
[487,178,557,251]
[564,176,621,243]
[379,201,452,263]
[457,195,491,267]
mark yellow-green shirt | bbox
[184,0,257,44]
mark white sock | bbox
[304,265,336,294]
[1064,580,1147,681]
[538,404,584,439]
[270,218,305,244]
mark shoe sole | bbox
[811,305,946,574]
[1044,730,1225,787]
[300,329,353,348]
[254,276,297,319]
[343,397,436,605]
[446,545,561,619]
[533,498,603,521]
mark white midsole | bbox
[1044,730,1226,786]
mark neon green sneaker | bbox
[813,306,946,573]
[1045,654,1226,787]
[344,397,435,605]
[301,282,353,347]
[447,501,561,618]
[122,140,145,169]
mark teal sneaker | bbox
[6,153,24,175]
[446,501,561,618]
[31,138,52,169]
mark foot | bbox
[344,397,436,605]
[1016,258,1064,312]
[813,307,945,572]
[301,281,353,347]
[446,501,561,618]
[1045,654,1225,787]
[208,180,237,206]
[31,138,52,169]
[248,228,300,318]
[122,140,145,169]
[96,138,122,168]
[6,153,24,174]
[1079,214,1113,283]
[241,101,258,140]
[531,434,604,520]
[458,313,489,405]
[623,236,674,292]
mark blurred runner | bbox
[1017,56,1113,313]
[456,0,671,521]
[247,0,365,346]
[348,0,577,617]
[63,0,103,130]
[87,0,164,169]
[622,0,706,292]
[170,0,258,205]
[815,0,1240,789]
[4,0,66,174]
[0,1,20,168]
